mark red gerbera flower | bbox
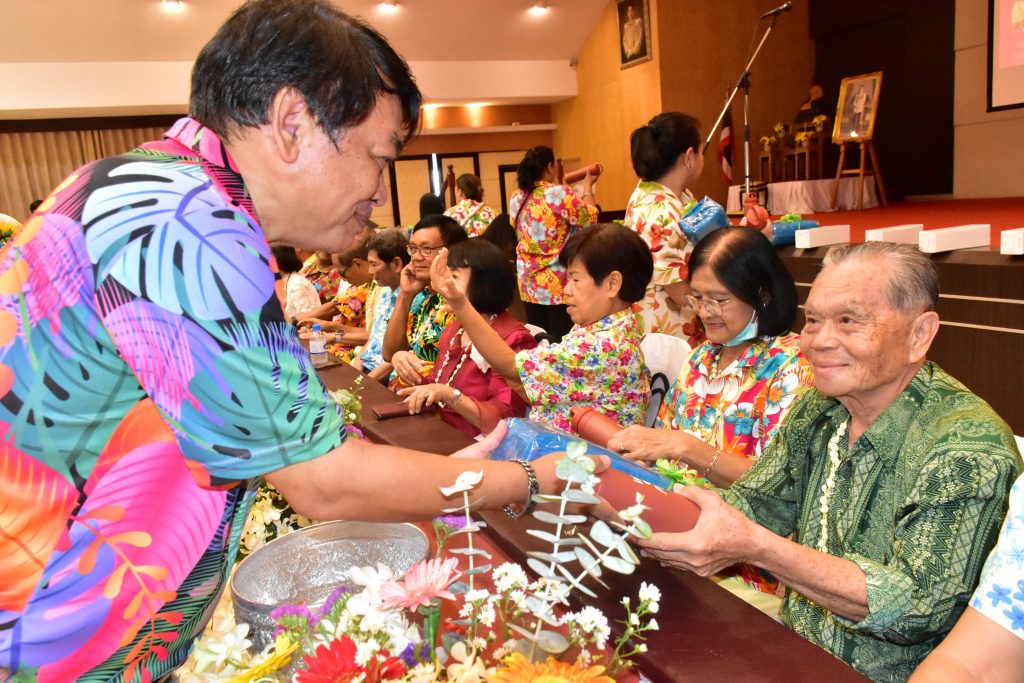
[297,636,360,683]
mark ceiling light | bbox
[160,0,185,10]
[528,2,549,16]
[379,0,400,14]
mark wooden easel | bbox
[831,140,888,210]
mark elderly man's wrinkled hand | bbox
[637,485,760,577]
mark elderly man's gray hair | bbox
[821,241,939,312]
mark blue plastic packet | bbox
[770,219,819,246]
[492,418,672,490]
[678,197,730,244]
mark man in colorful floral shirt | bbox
[0,2,579,680]
[640,242,1021,681]
[354,227,409,381]
[382,215,467,388]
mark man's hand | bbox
[399,262,426,297]
[390,350,425,386]
[611,425,702,463]
[397,383,453,413]
[637,485,760,576]
[429,249,467,307]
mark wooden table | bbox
[318,363,868,681]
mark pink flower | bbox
[379,557,461,610]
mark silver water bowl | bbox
[231,520,430,652]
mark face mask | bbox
[723,310,759,347]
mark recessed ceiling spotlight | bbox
[528,2,549,16]
[160,0,185,11]
[380,0,400,14]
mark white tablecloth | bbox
[727,177,878,214]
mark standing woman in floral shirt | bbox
[624,112,704,343]
[444,173,496,237]
[509,146,598,342]
[431,223,653,433]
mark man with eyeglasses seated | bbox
[382,214,468,388]
[638,241,1022,681]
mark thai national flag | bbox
[719,110,734,186]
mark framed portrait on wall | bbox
[832,71,883,142]
[988,0,1024,110]
[617,0,651,69]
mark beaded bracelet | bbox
[503,458,539,520]
[701,449,722,479]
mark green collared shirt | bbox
[721,362,1022,682]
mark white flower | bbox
[464,588,490,603]
[508,589,528,611]
[629,613,640,626]
[492,563,529,592]
[349,563,395,593]
[647,617,659,631]
[565,606,610,649]
[195,623,252,672]
[354,639,380,666]
[476,601,497,628]
[638,643,648,653]
[407,663,440,683]
[639,582,661,606]
[440,470,484,496]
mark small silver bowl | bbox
[231,520,430,652]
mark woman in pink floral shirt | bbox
[444,173,496,237]
[509,146,598,342]
[624,112,705,343]
[431,224,653,432]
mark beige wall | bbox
[552,1,663,212]
[553,0,815,211]
[954,0,1024,198]
[658,1,814,205]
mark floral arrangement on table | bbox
[811,114,829,132]
[758,134,778,150]
[179,442,661,682]
[794,130,816,147]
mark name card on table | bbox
[864,224,923,244]
[1000,228,1024,255]
[918,224,990,253]
[794,224,851,249]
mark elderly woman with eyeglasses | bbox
[610,226,813,601]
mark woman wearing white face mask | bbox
[611,226,814,603]
[612,227,812,486]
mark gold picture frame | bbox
[832,71,883,142]
[617,0,652,69]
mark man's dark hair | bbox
[446,240,516,315]
[419,193,444,219]
[412,214,468,248]
[28,199,43,214]
[630,112,701,181]
[189,0,421,143]
[688,227,798,336]
[366,227,410,266]
[271,245,305,273]
[558,223,653,303]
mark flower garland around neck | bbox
[817,420,849,552]
[436,314,498,386]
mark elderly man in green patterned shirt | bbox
[640,241,1022,682]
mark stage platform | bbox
[727,177,879,215]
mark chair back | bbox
[640,333,692,428]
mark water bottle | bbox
[309,324,329,368]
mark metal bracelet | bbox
[701,449,722,479]
[503,458,539,520]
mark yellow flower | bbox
[226,635,299,683]
[487,653,614,683]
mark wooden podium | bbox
[831,140,888,210]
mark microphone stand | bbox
[703,12,785,203]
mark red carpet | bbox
[802,197,1024,246]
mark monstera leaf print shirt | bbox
[0,117,348,682]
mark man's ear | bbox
[907,310,939,364]
[391,257,405,271]
[268,86,311,164]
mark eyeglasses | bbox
[684,294,732,317]
[339,261,354,278]
[407,244,443,257]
